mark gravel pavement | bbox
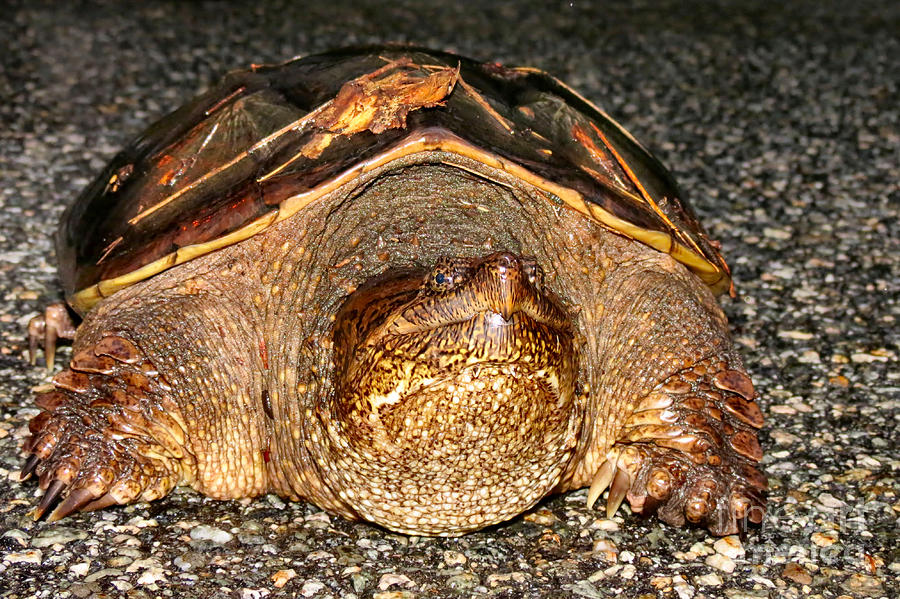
[1,1,897,598]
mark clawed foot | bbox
[587,361,767,536]
[21,335,185,520]
[586,443,766,536]
[27,302,76,370]
[22,414,170,520]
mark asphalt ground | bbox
[0,1,897,598]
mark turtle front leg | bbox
[586,358,767,536]
[22,334,193,520]
[564,258,767,536]
[20,279,277,521]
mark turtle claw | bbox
[22,427,176,521]
[606,468,630,518]
[586,455,616,510]
[20,334,186,521]
[48,488,96,522]
[20,454,39,481]
[82,492,119,513]
[34,479,66,520]
[27,303,76,370]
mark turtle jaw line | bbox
[389,306,553,338]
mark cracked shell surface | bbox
[60,46,731,314]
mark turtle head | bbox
[324,252,581,535]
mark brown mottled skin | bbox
[24,155,766,536]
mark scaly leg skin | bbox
[586,358,767,536]
[568,256,768,537]
[21,334,193,520]
[28,302,77,370]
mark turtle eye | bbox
[430,269,454,292]
[428,258,472,293]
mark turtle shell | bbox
[59,46,731,314]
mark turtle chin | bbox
[322,252,582,535]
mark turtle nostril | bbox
[492,252,520,272]
[523,259,543,288]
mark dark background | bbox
[1,1,897,597]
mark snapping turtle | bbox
[22,46,766,536]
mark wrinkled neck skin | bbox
[322,253,581,535]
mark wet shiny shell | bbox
[59,46,732,314]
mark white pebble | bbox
[672,574,695,599]
[112,580,135,592]
[816,493,846,508]
[4,550,42,565]
[713,535,745,559]
[705,553,736,573]
[301,580,325,597]
[696,573,723,586]
[189,525,233,544]
[136,566,166,585]
[378,573,414,590]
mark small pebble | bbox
[696,573,723,586]
[811,531,838,547]
[713,536,745,559]
[781,563,812,585]
[189,525,233,544]
[672,574,695,599]
[84,568,123,583]
[272,569,296,588]
[446,572,479,590]
[442,550,467,566]
[111,580,134,592]
[378,573,414,590]
[590,518,619,531]
[372,592,415,599]
[5,550,43,565]
[592,538,618,562]
[31,527,89,548]
[817,493,847,509]
[300,580,325,597]
[523,507,559,525]
[705,553,736,574]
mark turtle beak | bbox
[479,252,525,321]
[474,253,567,330]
